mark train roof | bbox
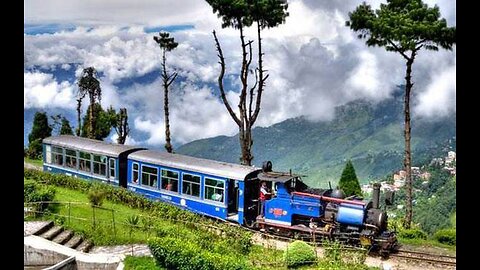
[129,149,261,181]
[43,135,145,157]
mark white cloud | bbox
[25,0,212,27]
[24,0,456,147]
[414,63,456,118]
[24,72,75,109]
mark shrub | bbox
[88,184,106,206]
[24,179,56,215]
[399,228,427,240]
[434,229,456,245]
[149,237,249,270]
[283,240,316,268]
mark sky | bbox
[24,0,456,148]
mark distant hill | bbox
[177,88,456,188]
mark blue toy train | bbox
[42,135,397,254]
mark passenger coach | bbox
[42,135,145,187]
[126,150,261,223]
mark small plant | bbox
[126,215,140,255]
[283,240,316,268]
[88,184,106,206]
[399,228,427,240]
[434,229,456,245]
[141,216,155,238]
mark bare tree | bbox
[154,32,178,153]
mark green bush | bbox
[88,184,106,206]
[434,229,456,245]
[399,228,427,240]
[283,240,316,268]
[149,237,249,270]
[24,179,56,214]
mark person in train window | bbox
[259,181,271,217]
[211,192,222,202]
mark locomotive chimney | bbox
[372,183,381,209]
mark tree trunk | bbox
[117,108,128,145]
[162,50,173,153]
[403,58,414,229]
[76,98,82,136]
[89,96,95,139]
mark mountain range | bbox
[177,88,456,188]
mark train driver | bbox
[259,181,271,217]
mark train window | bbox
[93,155,107,176]
[141,165,158,188]
[182,173,200,198]
[204,178,224,203]
[132,163,139,184]
[45,145,51,164]
[65,149,77,169]
[109,158,116,180]
[161,169,179,192]
[79,152,91,173]
[51,146,63,166]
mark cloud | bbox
[414,62,456,118]
[24,72,75,109]
[24,0,456,147]
[25,0,212,27]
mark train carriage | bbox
[42,135,145,187]
[126,150,262,223]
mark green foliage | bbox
[317,240,373,270]
[153,32,178,52]
[399,228,427,240]
[149,237,250,270]
[88,184,106,206]
[124,256,162,270]
[81,103,113,140]
[205,0,288,30]
[60,117,74,135]
[338,160,361,197]
[24,179,56,214]
[28,111,52,158]
[283,240,316,268]
[412,173,456,234]
[434,229,456,246]
[347,0,456,52]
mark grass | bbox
[123,256,163,270]
[39,186,174,245]
[24,157,43,167]
[398,237,456,253]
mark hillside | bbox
[177,89,456,187]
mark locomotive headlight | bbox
[282,210,287,215]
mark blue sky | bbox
[24,0,456,147]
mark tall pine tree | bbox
[338,160,361,197]
[27,111,52,159]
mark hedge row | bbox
[148,237,250,270]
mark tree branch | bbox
[167,72,178,87]
[386,39,410,61]
[213,30,241,127]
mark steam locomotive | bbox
[41,135,398,254]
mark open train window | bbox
[285,177,308,193]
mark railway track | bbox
[388,249,456,266]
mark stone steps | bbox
[76,239,94,253]
[64,235,83,249]
[32,221,95,253]
[40,225,64,240]
[52,230,74,245]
